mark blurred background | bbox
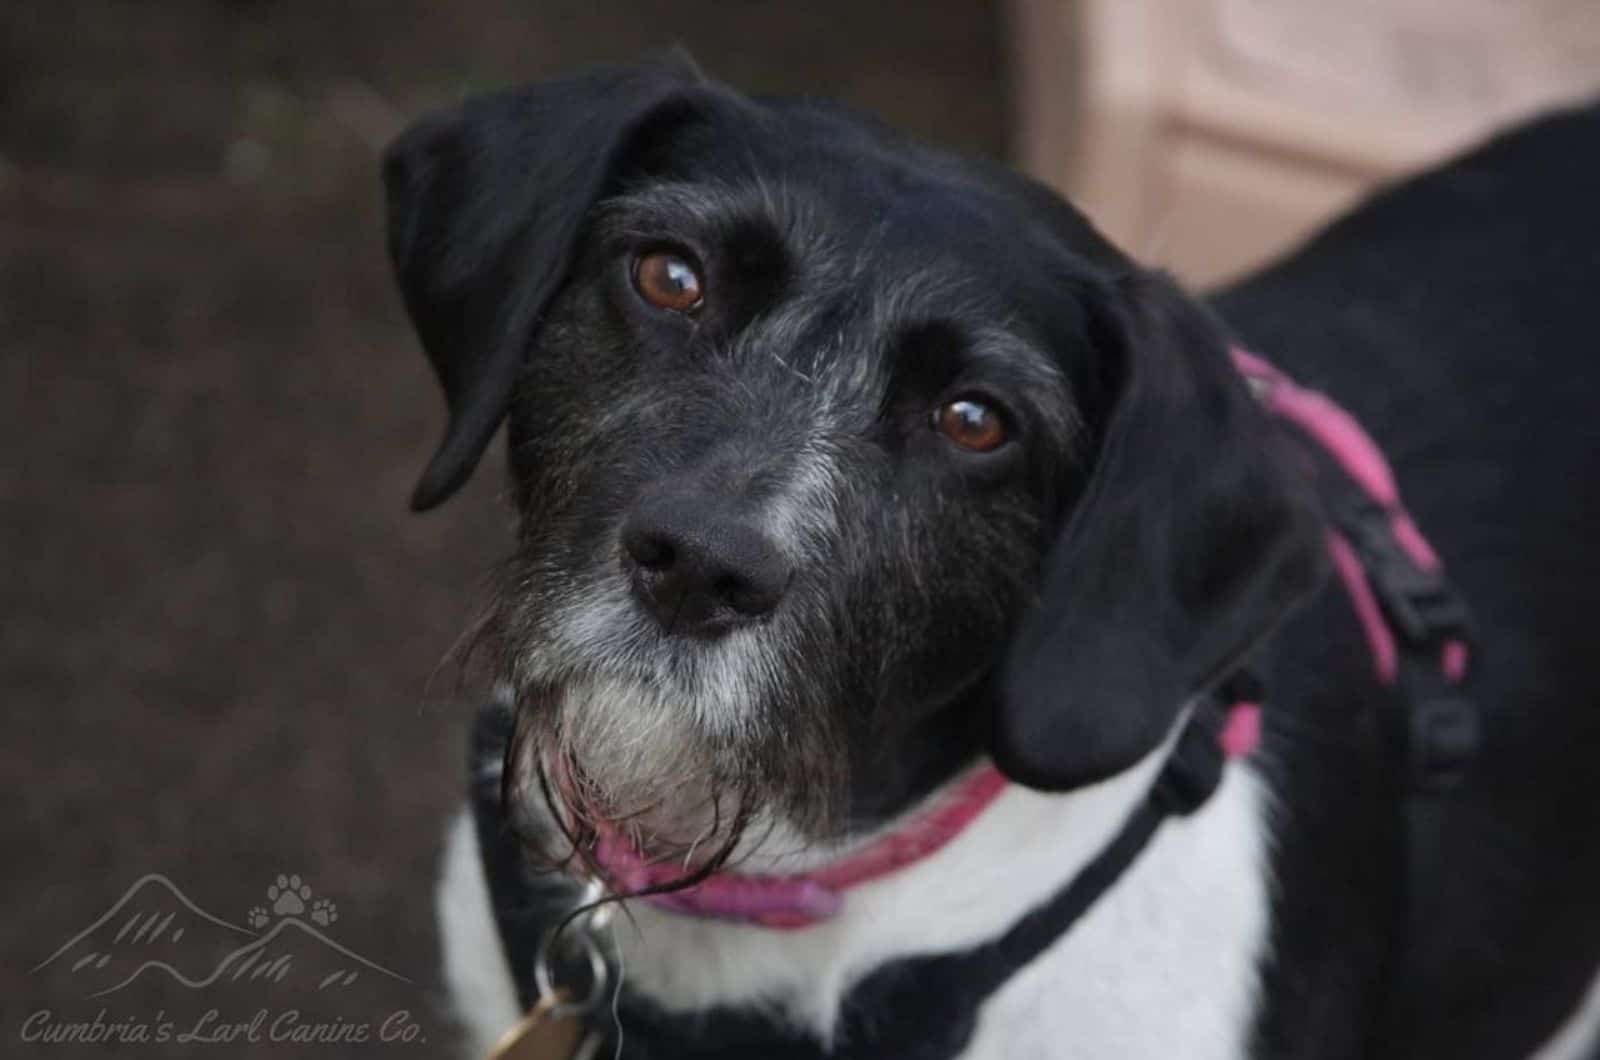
[2,4,1008,1056]
[5,1,1597,1056]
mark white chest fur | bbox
[438,748,1272,1058]
[606,756,1274,1059]
[961,768,1271,1059]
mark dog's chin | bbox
[501,675,834,882]
[544,744,732,865]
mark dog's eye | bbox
[633,250,704,313]
[933,397,1007,452]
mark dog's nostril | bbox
[719,573,782,617]
[636,537,674,571]
[623,528,676,572]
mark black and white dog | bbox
[385,62,1600,1059]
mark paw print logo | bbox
[267,874,312,917]
[310,898,338,927]
[247,906,271,930]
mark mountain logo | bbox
[32,873,411,997]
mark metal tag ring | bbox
[533,923,611,1016]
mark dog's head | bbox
[384,62,1322,873]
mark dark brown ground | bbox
[1,3,1011,1056]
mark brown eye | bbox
[633,250,704,313]
[934,398,1007,452]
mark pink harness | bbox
[587,350,1471,930]
[1232,350,1470,687]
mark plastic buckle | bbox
[1407,697,1480,793]
[1337,498,1471,645]
[1366,548,1471,645]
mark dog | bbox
[383,61,1600,1059]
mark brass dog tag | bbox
[488,992,603,1060]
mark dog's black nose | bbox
[621,492,792,635]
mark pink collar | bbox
[592,764,1011,929]
[591,704,1262,930]
[584,347,1462,932]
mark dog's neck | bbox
[608,731,1272,1057]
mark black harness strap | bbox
[890,693,1232,999]
[470,703,578,1012]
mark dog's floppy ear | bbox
[384,61,717,510]
[994,271,1325,790]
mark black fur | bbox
[387,63,1600,1059]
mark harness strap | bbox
[955,691,1232,985]
[1235,350,1481,1055]
[470,703,569,1012]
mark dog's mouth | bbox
[502,678,803,894]
[543,743,742,866]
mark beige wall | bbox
[1011,0,1600,286]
